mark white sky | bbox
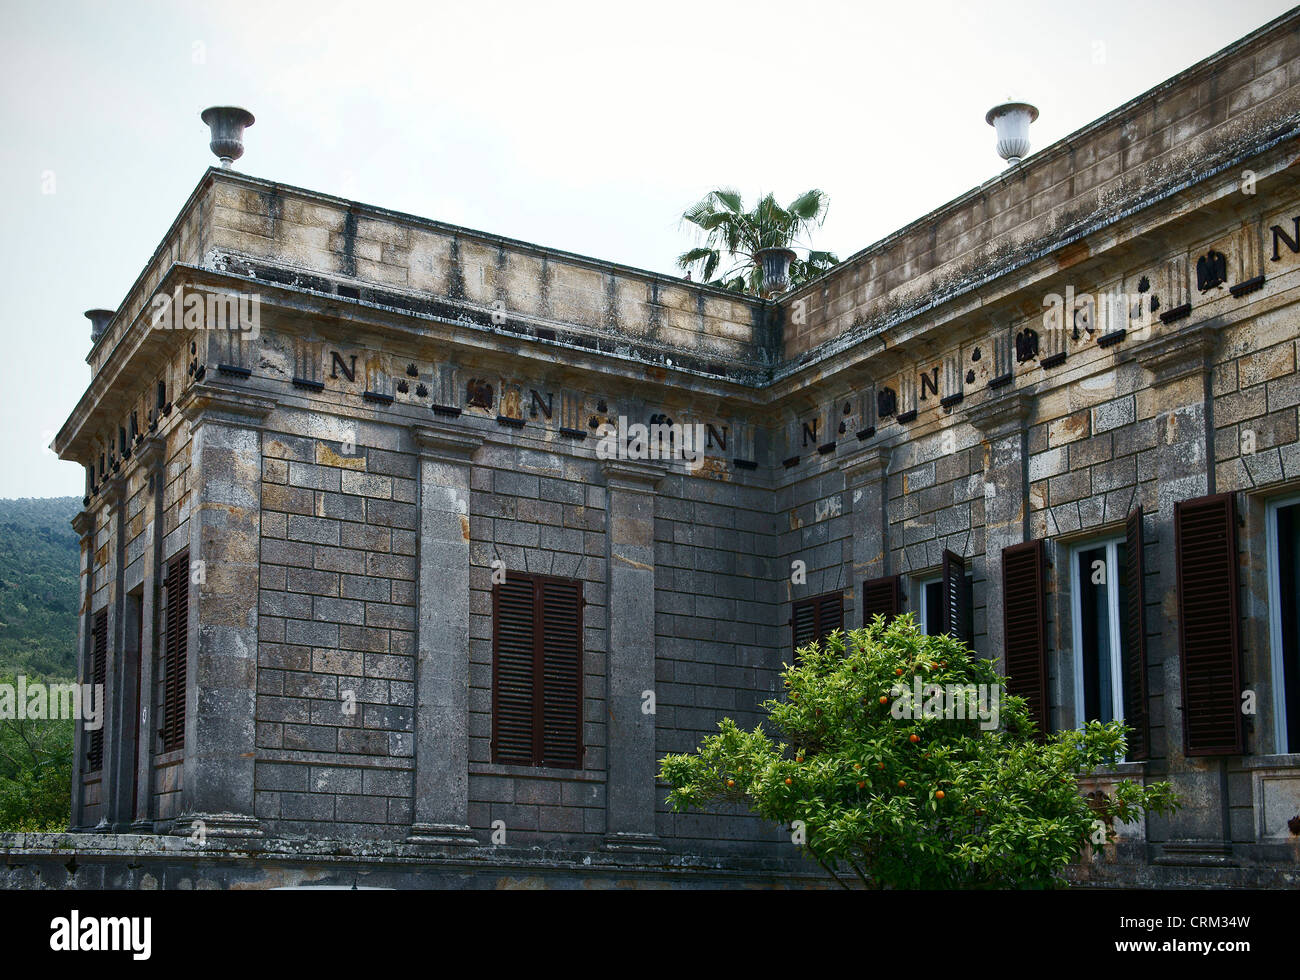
[0,0,1292,498]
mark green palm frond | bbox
[676,186,835,296]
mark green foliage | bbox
[0,673,73,831]
[0,497,81,680]
[660,615,1178,889]
[675,187,838,294]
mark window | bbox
[1070,537,1129,726]
[159,551,189,753]
[1267,494,1300,754]
[918,556,974,643]
[918,576,945,635]
[792,591,844,655]
[492,572,584,769]
[86,608,108,772]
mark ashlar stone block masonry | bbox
[13,10,1300,888]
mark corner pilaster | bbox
[599,459,666,851]
[173,382,274,839]
[407,423,483,846]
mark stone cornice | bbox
[599,458,668,492]
[70,510,94,539]
[838,442,892,485]
[1127,323,1217,386]
[176,381,276,430]
[103,474,128,516]
[134,433,167,473]
[410,423,483,464]
[968,389,1034,440]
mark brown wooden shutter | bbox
[1123,506,1151,760]
[818,592,844,638]
[160,551,189,752]
[1001,540,1049,734]
[540,577,584,769]
[862,575,901,623]
[792,597,818,650]
[792,590,844,655]
[492,576,536,766]
[492,573,584,768]
[86,608,108,772]
[1175,493,1243,756]
[941,549,973,645]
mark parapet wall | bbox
[778,12,1300,363]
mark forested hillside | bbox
[0,497,80,679]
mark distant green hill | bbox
[0,497,80,679]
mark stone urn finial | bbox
[201,106,255,169]
[754,247,797,298]
[85,308,114,344]
[985,100,1039,166]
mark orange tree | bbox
[659,615,1177,888]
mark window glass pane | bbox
[923,580,944,635]
[1078,545,1113,724]
[1279,503,1300,751]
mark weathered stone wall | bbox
[51,10,1300,885]
[781,13,1300,360]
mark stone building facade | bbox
[30,10,1300,886]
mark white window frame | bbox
[917,574,941,635]
[1070,536,1126,729]
[1265,492,1300,754]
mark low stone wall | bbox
[0,832,832,890]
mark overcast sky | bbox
[0,0,1292,499]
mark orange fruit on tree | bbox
[897,780,907,788]
[935,790,945,800]
[784,777,792,785]
[878,696,888,704]
[895,668,904,676]
[726,779,735,787]
[878,762,886,770]
[857,781,866,789]
[909,733,920,743]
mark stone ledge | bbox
[0,832,831,890]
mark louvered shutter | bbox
[1123,507,1151,759]
[540,577,583,769]
[1001,540,1049,734]
[862,575,901,623]
[818,592,844,637]
[86,608,108,772]
[160,551,189,752]
[492,573,584,768]
[792,598,818,651]
[492,576,536,765]
[941,550,973,645]
[792,591,844,656]
[1175,493,1243,756]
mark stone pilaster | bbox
[407,423,483,846]
[69,507,95,832]
[1129,323,1224,842]
[839,443,892,629]
[968,390,1034,670]
[600,459,665,851]
[175,383,274,838]
[90,474,126,832]
[105,468,139,831]
[131,435,167,830]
